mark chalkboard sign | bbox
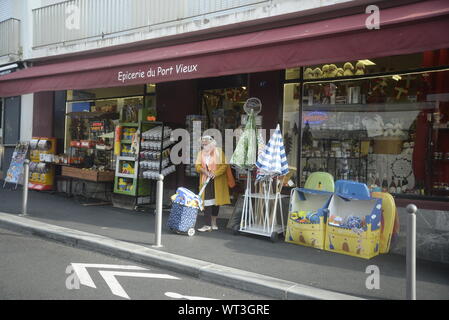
[4,142,29,187]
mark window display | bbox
[283,49,449,200]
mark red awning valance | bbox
[1,0,449,97]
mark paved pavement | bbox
[0,227,271,300]
[0,187,448,300]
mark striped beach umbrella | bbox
[256,124,289,178]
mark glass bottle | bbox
[389,176,397,194]
[375,173,381,189]
[396,179,402,194]
[302,164,309,182]
[402,177,408,193]
[368,173,377,191]
[382,175,389,192]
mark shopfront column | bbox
[33,91,54,137]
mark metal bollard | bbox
[153,174,164,248]
[21,160,30,216]
[406,204,417,300]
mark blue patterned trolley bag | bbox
[167,177,210,237]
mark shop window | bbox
[299,68,449,198]
[63,83,156,170]
[282,83,300,186]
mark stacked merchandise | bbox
[140,125,176,180]
[185,115,207,177]
[29,137,56,191]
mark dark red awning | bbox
[1,0,449,97]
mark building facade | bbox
[1,0,449,263]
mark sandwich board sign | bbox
[4,142,29,189]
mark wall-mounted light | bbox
[0,63,18,73]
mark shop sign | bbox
[303,111,329,125]
[117,63,199,84]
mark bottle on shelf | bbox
[302,164,309,183]
[336,167,341,180]
[389,176,397,194]
[382,175,389,192]
[402,177,408,193]
[368,173,377,191]
[396,179,402,194]
[374,173,381,189]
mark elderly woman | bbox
[195,135,231,232]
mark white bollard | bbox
[406,204,417,300]
[21,160,30,216]
[153,174,164,248]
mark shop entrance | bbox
[1,96,21,180]
[199,74,249,135]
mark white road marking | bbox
[70,263,149,288]
[99,271,180,299]
[165,291,218,300]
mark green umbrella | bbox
[230,110,257,169]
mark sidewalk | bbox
[0,187,448,300]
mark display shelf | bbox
[303,102,434,112]
[116,173,135,179]
[139,121,175,181]
[66,111,119,119]
[117,156,137,161]
[114,188,136,196]
[120,122,139,127]
[429,111,449,198]
[302,156,367,160]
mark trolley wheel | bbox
[270,232,278,243]
[187,228,195,237]
[232,225,240,236]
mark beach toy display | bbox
[286,172,334,249]
[285,172,334,249]
[324,180,382,259]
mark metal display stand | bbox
[137,121,176,210]
[238,171,287,242]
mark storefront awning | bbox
[1,0,449,97]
